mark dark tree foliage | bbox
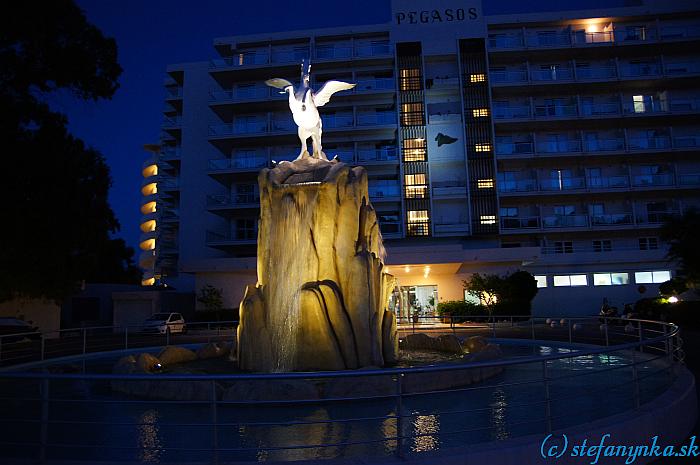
[661,208,700,285]
[462,270,538,316]
[0,1,137,301]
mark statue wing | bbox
[265,78,293,89]
[313,80,356,107]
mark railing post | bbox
[0,336,3,363]
[207,322,212,344]
[492,315,497,338]
[568,319,572,344]
[531,318,536,341]
[395,374,404,458]
[125,326,129,350]
[39,378,50,463]
[631,349,640,409]
[211,380,219,465]
[40,334,45,361]
[542,360,552,433]
[638,322,643,353]
[82,328,87,356]
[604,319,609,346]
[166,326,170,346]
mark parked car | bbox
[141,313,187,334]
[0,318,41,342]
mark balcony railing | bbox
[433,222,470,234]
[627,136,671,150]
[530,68,574,82]
[368,184,401,198]
[497,179,537,193]
[208,157,268,171]
[539,177,586,191]
[575,66,617,80]
[679,173,700,186]
[590,213,634,226]
[500,217,540,229]
[535,140,582,153]
[489,70,528,83]
[637,211,681,224]
[205,230,256,244]
[542,214,589,228]
[587,176,629,188]
[356,112,395,126]
[583,138,625,152]
[206,194,260,207]
[631,174,675,187]
[493,106,531,120]
[356,148,398,163]
[534,104,577,118]
[495,141,534,155]
[432,181,467,197]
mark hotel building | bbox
[139,0,700,316]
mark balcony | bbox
[500,216,540,229]
[356,112,395,127]
[368,184,401,202]
[679,174,700,186]
[576,66,617,80]
[161,147,181,160]
[542,214,589,228]
[356,148,398,164]
[379,220,402,238]
[590,213,634,226]
[493,106,531,120]
[206,230,256,246]
[165,87,182,99]
[627,136,671,150]
[208,157,268,173]
[587,176,630,188]
[432,181,467,198]
[539,177,586,191]
[314,43,393,61]
[498,179,537,193]
[495,141,535,155]
[207,194,260,209]
[535,140,582,154]
[530,68,574,82]
[162,116,182,129]
[433,222,470,236]
[631,174,675,188]
[636,211,681,224]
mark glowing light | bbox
[141,201,157,214]
[668,296,679,303]
[423,266,431,278]
[142,164,158,178]
[141,182,158,196]
[404,266,410,273]
[140,238,156,251]
[140,220,157,232]
[141,277,156,286]
[385,267,390,274]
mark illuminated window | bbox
[140,238,156,251]
[472,108,489,117]
[470,73,486,83]
[407,210,429,236]
[477,178,494,189]
[553,275,588,287]
[399,68,422,90]
[400,102,425,126]
[633,95,645,113]
[534,275,547,288]
[404,173,428,198]
[403,138,427,161]
[142,164,158,178]
[141,277,156,286]
[475,143,492,152]
[140,220,157,233]
[141,201,157,214]
[634,270,671,284]
[480,215,496,225]
[594,273,629,286]
[141,182,158,196]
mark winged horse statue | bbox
[265,59,355,160]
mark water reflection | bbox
[490,388,509,440]
[137,409,162,463]
[411,414,440,452]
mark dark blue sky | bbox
[59,0,624,251]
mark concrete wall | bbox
[0,298,61,336]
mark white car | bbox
[142,313,187,334]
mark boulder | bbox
[399,333,463,353]
[465,335,487,353]
[157,346,197,366]
[136,353,161,373]
[197,342,230,360]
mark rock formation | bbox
[237,156,398,372]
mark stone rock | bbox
[465,336,487,353]
[197,342,230,360]
[158,346,197,366]
[399,333,463,353]
[223,379,319,401]
[136,353,161,373]
[237,158,398,371]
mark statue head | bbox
[301,58,311,88]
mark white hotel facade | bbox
[139,0,700,316]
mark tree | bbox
[660,208,700,286]
[197,285,224,313]
[0,1,133,302]
[462,270,539,316]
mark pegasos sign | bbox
[395,8,478,25]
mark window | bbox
[639,237,659,250]
[404,173,428,198]
[472,108,489,117]
[235,218,256,240]
[480,215,497,225]
[477,178,494,189]
[593,273,629,286]
[593,240,612,252]
[470,73,486,83]
[635,270,671,284]
[399,68,421,91]
[500,207,518,217]
[625,25,647,41]
[407,210,429,236]
[534,275,548,288]
[553,275,588,287]
[554,241,573,254]
[475,143,492,152]
[400,102,425,126]
[402,138,426,161]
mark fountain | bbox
[235,60,399,372]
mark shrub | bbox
[436,300,482,317]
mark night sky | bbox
[58,0,625,251]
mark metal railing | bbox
[0,316,682,463]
